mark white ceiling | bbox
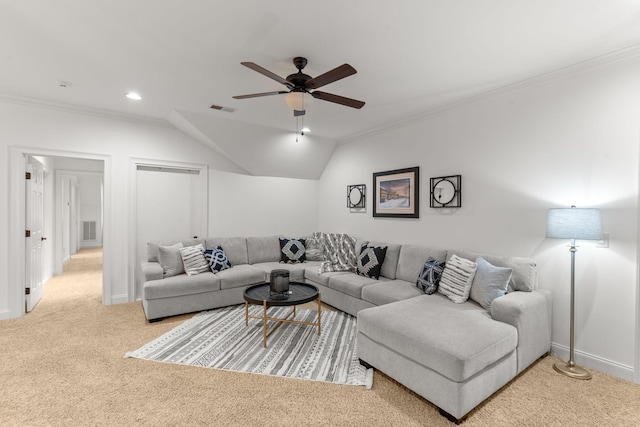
[2,1,640,175]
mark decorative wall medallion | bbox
[373,167,420,218]
[347,184,366,211]
[430,175,461,208]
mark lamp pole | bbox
[554,239,592,379]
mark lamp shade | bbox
[546,207,602,240]
[285,92,311,110]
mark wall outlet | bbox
[596,232,609,248]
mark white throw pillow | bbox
[158,242,184,277]
[180,244,209,276]
[438,254,477,303]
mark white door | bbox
[26,158,45,311]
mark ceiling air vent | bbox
[210,104,235,113]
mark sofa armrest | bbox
[491,289,552,373]
[141,262,164,282]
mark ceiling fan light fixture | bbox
[285,92,310,110]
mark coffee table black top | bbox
[244,282,319,306]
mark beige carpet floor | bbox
[1,248,639,426]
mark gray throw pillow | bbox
[470,257,512,311]
[158,242,184,277]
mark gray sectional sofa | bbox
[140,235,552,423]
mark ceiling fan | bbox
[232,57,365,116]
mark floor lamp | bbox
[546,206,602,380]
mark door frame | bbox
[8,146,111,319]
[128,157,208,301]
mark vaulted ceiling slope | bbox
[2,1,640,178]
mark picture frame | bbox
[373,167,419,218]
[430,175,461,208]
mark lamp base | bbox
[553,361,592,380]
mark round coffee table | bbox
[243,282,321,348]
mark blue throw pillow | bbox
[417,257,446,294]
[203,245,232,273]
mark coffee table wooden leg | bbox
[263,300,267,348]
[317,293,322,335]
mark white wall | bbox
[78,174,103,248]
[0,101,319,319]
[317,58,640,380]
[209,170,318,238]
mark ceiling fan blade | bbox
[233,91,288,100]
[311,91,365,109]
[305,64,357,90]
[241,62,294,89]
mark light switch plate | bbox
[596,232,609,248]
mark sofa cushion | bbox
[396,245,448,283]
[179,244,209,276]
[357,294,518,382]
[304,267,350,287]
[470,257,512,311]
[328,273,388,299]
[449,250,537,292]
[203,245,232,273]
[366,241,401,279]
[247,236,281,264]
[416,257,446,295]
[143,272,221,300]
[253,261,322,283]
[158,243,184,277]
[279,238,307,263]
[148,238,204,262]
[361,280,424,306]
[205,237,248,265]
[356,244,387,279]
[216,264,266,290]
[438,254,477,303]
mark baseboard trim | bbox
[110,294,129,305]
[551,342,635,382]
[0,309,11,320]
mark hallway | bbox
[36,247,103,313]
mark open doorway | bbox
[8,147,110,320]
[27,155,105,313]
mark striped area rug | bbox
[125,305,372,387]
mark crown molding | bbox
[339,43,640,145]
[0,93,174,128]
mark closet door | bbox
[135,166,203,300]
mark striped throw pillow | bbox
[438,254,477,303]
[179,244,209,276]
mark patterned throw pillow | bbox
[416,257,446,294]
[305,232,326,261]
[280,238,307,264]
[179,244,209,276]
[203,245,232,273]
[356,245,388,279]
[438,254,477,303]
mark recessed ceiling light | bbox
[301,127,311,133]
[125,92,142,100]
